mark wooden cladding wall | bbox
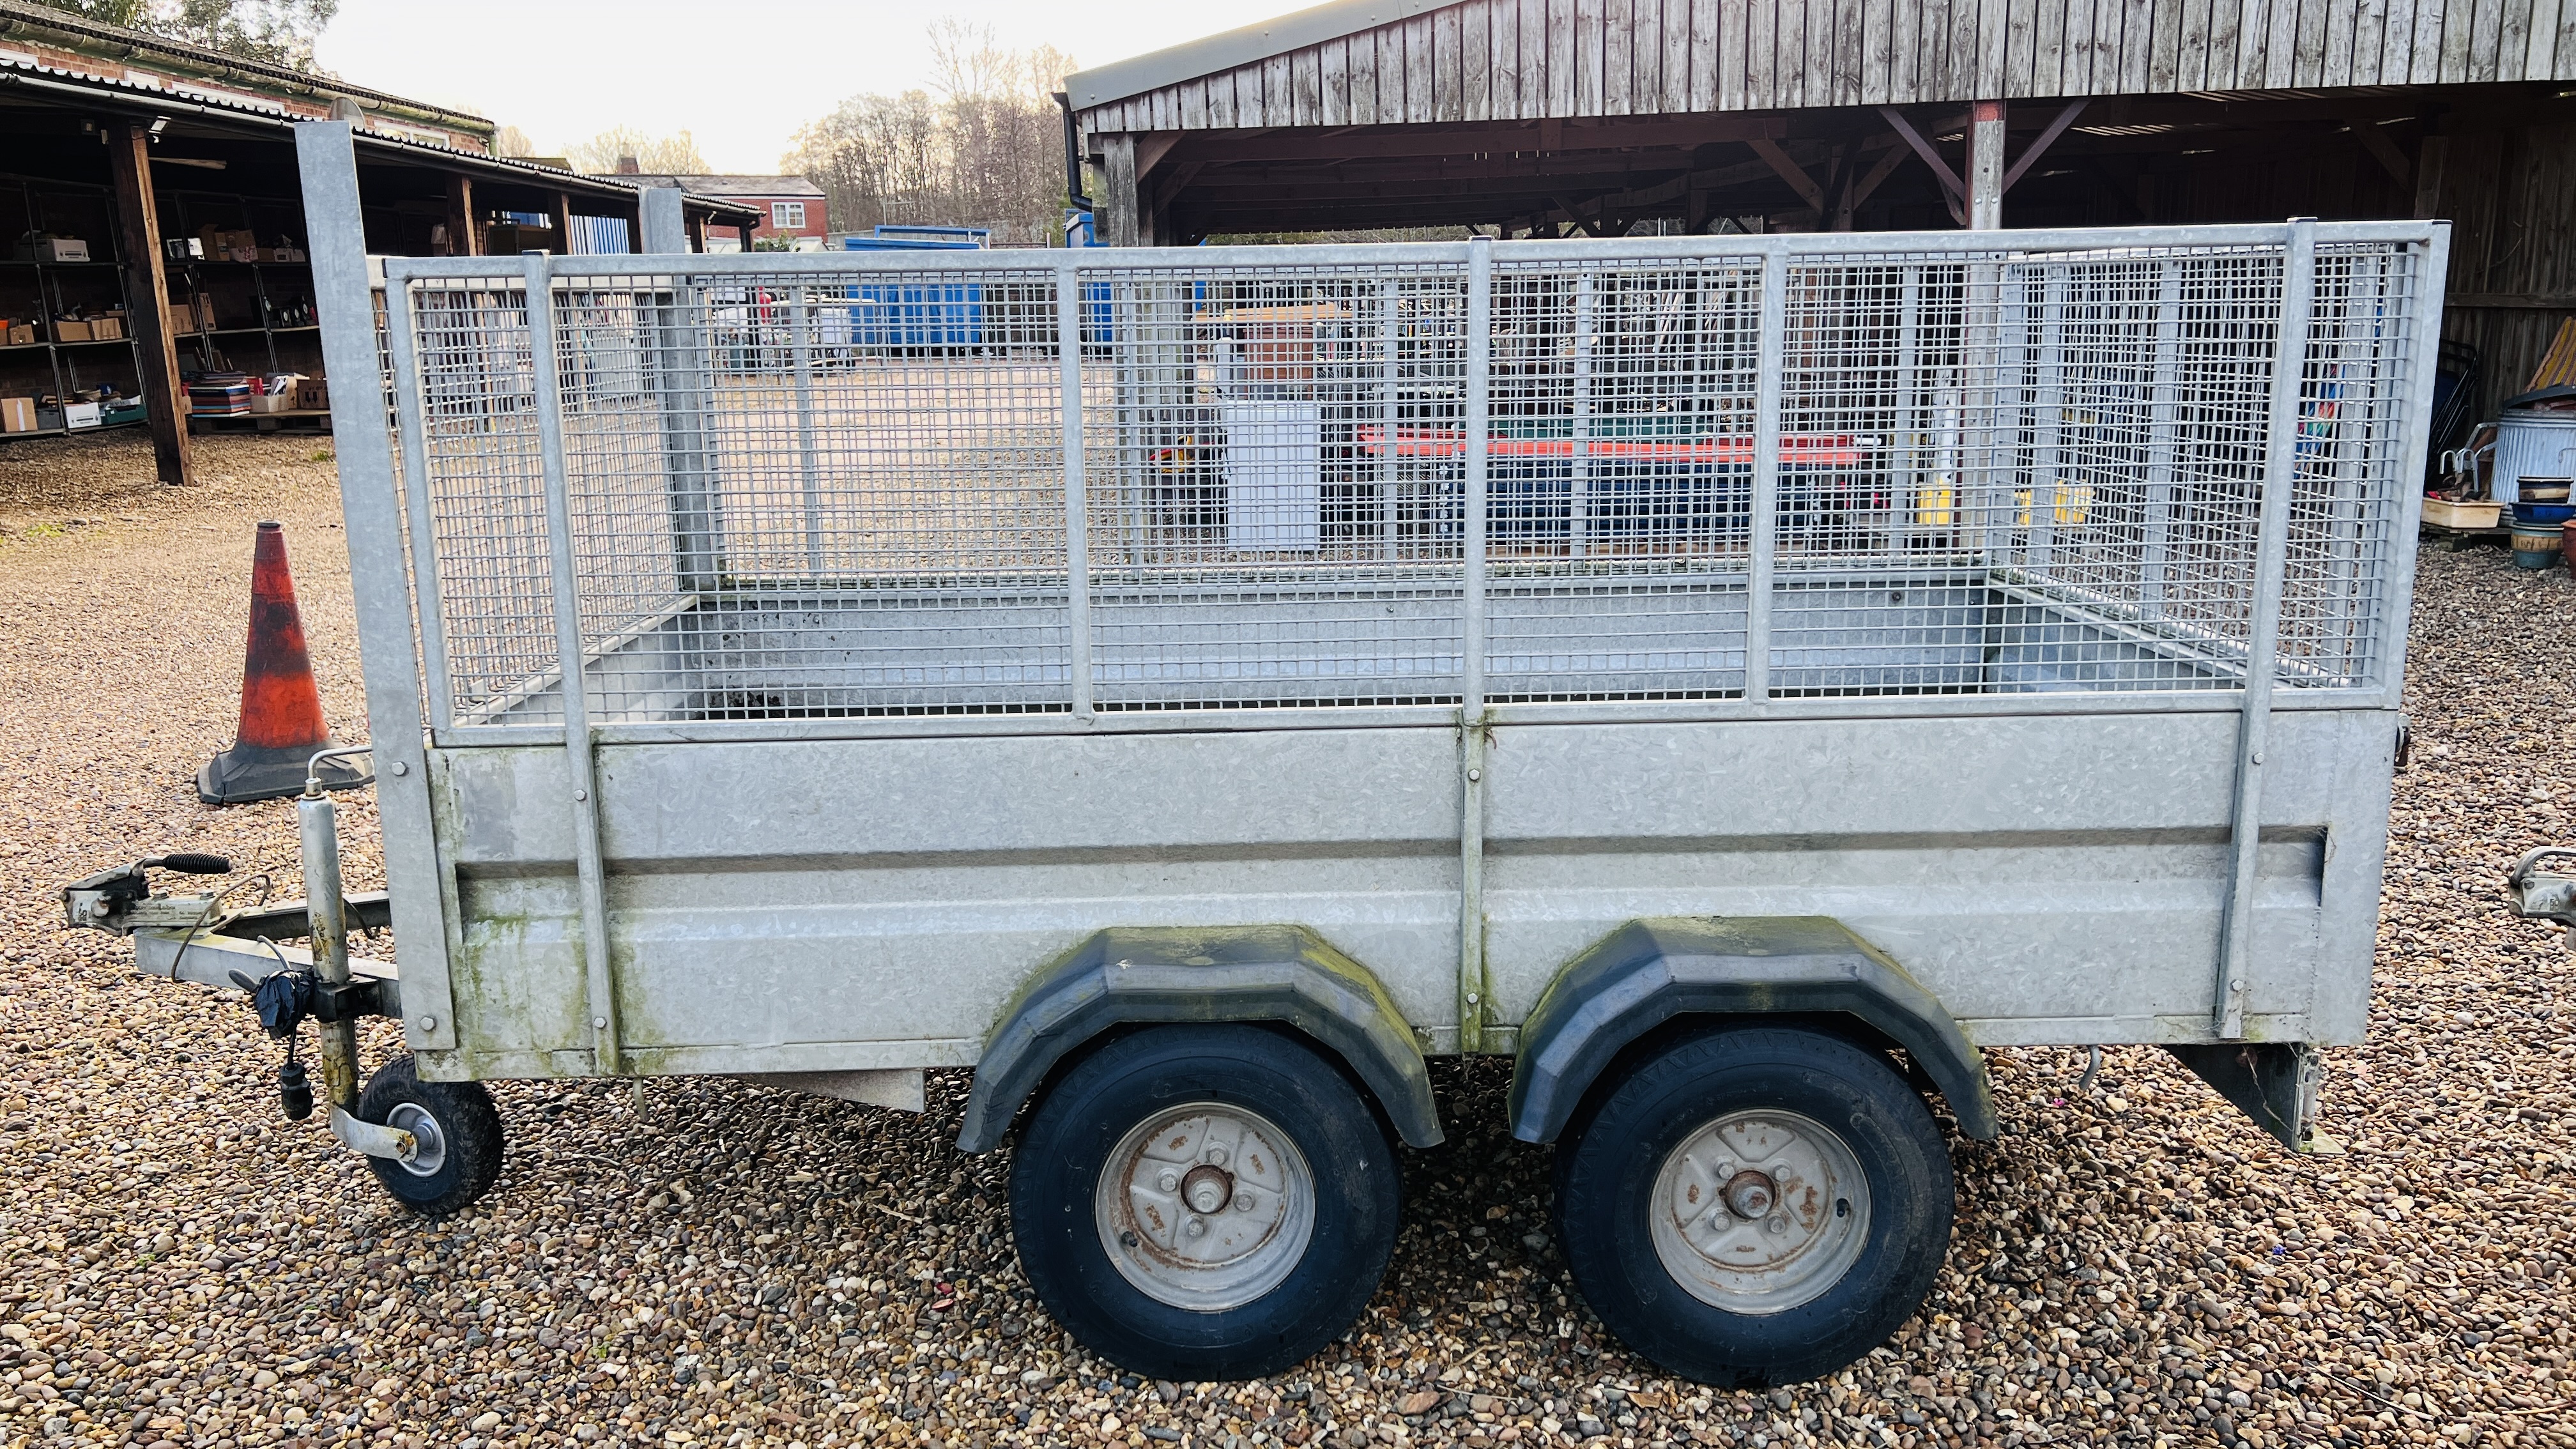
[1077,0,2576,135]
[2432,112,2576,420]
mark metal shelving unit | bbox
[0,175,148,444]
[158,188,319,390]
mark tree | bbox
[31,0,339,71]
[566,126,710,176]
[784,22,1075,245]
[490,125,537,159]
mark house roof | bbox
[0,0,489,133]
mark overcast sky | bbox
[313,0,1293,172]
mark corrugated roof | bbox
[0,58,762,220]
[0,0,489,128]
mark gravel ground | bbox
[4,433,2575,1449]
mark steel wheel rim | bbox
[385,1101,448,1178]
[1650,1108,1871,1315]
[1095,1101,1315,1312]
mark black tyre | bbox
[355,1055,505,1216]
[1554,1025,1954,1387]
[1009,1024,1402,1379]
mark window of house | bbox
[771,201,806,230]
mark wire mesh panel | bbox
[383,224,2432,739]
[1081,258,1471,709]
[1482,254,1765,700]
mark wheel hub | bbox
[382,1101,448,1179]
[1722,1169,1777,1220]
[1650,1109,1871,1315]
[1096,1103,1315,1312]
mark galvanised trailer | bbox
[68,125,2444,1388]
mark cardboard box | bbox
[89,315,123,342]
[52,319,92,343]
[199,227,257,254]
[4,323,31,347]
[0,397,34,433]
[294,377,329,411]
[266,247,306,263]
[19,236,88,262]
[62,400,101,429]
[164,236,203,262]
[248,393,291,415]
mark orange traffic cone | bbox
[197,521,367,804]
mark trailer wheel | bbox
[1554,1025,1952,1387]
[1009,1024,1400,1380]
[355,1055,505,1217]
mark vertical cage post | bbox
[2377,227,2452,693]
[381,274,456,734]
[1745,250,1786,702]
[1459,234,1492,1054]
[1379,278,1399,559]
[1571,270,1595,558]
[1892,264,1923,546]
[640,199,721,594]
[2027,267,2070,574]
[2138,258,2183,615]
[1057,256,1094,719]
[2214,218,2317,1040]
[523,250,625,1075]
[293,121,456,1051]
[792,286,824,575]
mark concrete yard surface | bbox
[3,431,2574,1448]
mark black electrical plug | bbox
[278,1059,313,1121]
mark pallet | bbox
[2421,518,2515,551]
[186,408,332,434]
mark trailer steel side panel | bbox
[309,204,2442,1092]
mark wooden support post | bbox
[443,172,477,256]
[1968,99,2007,229]
[686,211,707,253]
[1099,134,1140,247]
[2412,134,2448,220]
[107,123,191,487]
[550,192,573,254]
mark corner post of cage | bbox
[639,230,721,595]
[2213,217,2317,1040]
[2139,257,2183,615]
[380,266,456,737]
[1744,249,1786,703]
[292,123,456,1053]
[639,188,687,255]
[1459,234,1493,1055]
[521,250,625,1076]
[1056,254,1094,721]
[2377,223,2451,699]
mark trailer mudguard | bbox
[956,924,1445,1153]
[1507,916,2000,1144]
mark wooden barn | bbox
[1062,0,2576,417]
